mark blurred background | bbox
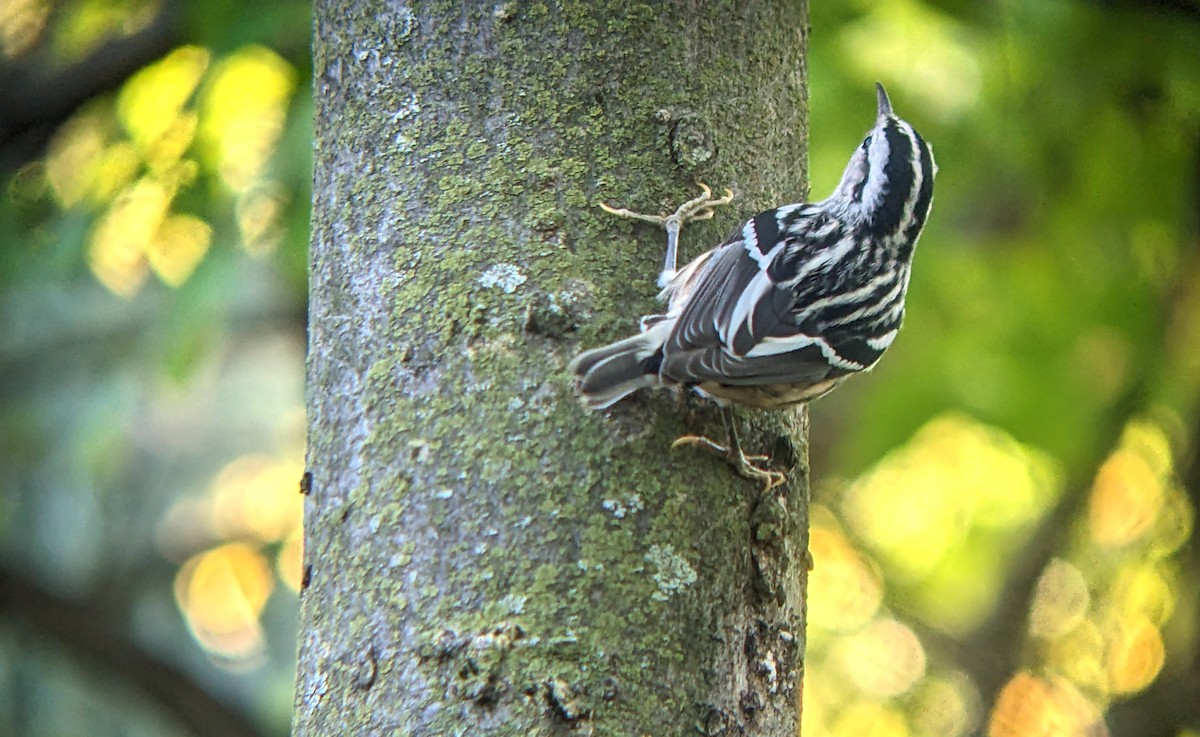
[0,1,1196,736]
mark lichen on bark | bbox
[299,1,812,735]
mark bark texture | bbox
[298,2,811,735]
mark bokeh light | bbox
[145,213,212,286]
[174,542,272,663]
[0,0,49,57]
[1105,614,1164,695]
[210,455,304,543]
[1029,558,1090,640]
[840,413,1059,632]
[909,673,976,737]
[117,45,210,165]
[87,177,170,295]
[161,453,304,663]
[988,672,1104,737]
[832,617,927,698]
[808,507,883,632]
[42,40,297,297]
[198,45,296,193]
[1046,619,1106,692]
[45,108,123,207]
[810,410,1192,737]
[1089,448,1165,547]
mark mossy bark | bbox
[297,2,812,735]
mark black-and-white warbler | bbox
[571,84,936,488]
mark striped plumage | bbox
[571,84,935,485]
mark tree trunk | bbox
[297,2,811,735]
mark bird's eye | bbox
[860,137,871,151]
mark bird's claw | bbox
[599,183,735,227]
[671,434,786,491]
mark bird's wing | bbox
[661,208,897,387]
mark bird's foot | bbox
[599,182,735,230]
[600,183,735,288]
[671,434,786,491]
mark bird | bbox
[570,83,936,489]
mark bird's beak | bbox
[875,82,893,118]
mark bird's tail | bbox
[569,325,668,409]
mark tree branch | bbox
[959,380,1150,705]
